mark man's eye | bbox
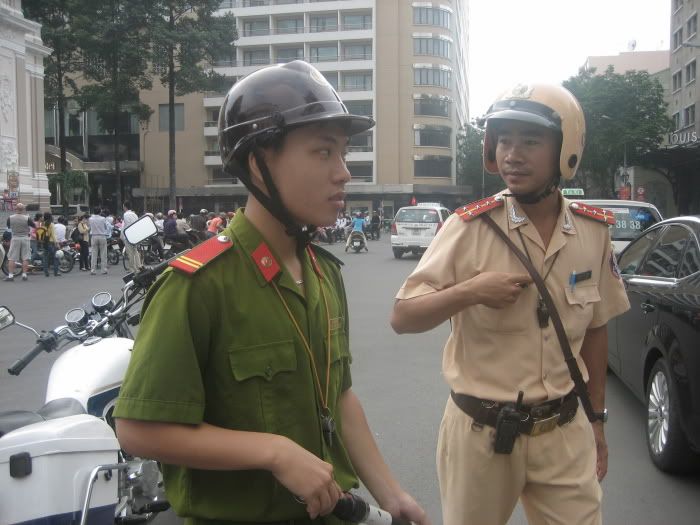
[525,139,540,146]
[319,149,330,158]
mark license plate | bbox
[353,241,360,247]
[164,244,171,250]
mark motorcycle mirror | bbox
[64,307,89,329]
[91,292,114,312]
[124,215,158,245]
[0,306,15,331]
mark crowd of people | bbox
[1,204,239,281]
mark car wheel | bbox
[646,358,698,473]
[392,248,403,259]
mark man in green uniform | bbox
[114,60,430,525]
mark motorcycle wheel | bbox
[122,251,129,270]
[108,249,120,265]
[59,253,75,273]
[143,251,160,266]
[2,256,23,276]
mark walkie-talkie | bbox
[494,391,525,454]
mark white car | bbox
[576,199,663,255]
[391,203,451,259]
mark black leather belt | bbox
[450,390,578,437]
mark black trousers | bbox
[79,240,90,269]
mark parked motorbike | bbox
[345,231,368,253]
[1,234,74,276]
[0,216,170,525]
[108,227,124,265]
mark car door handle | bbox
[640,302,656,314]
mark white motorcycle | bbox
[0,217,172,525]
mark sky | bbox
[468,0,672,118]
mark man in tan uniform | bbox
[391,84,630,525]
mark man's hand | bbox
[592,422,608,481]
[270,437,341,519]
[468,272,533,309]
[381,490,432,525]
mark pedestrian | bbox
[189,209,208,241]
[205,211,221,238]
[3,202,34,281]
[114,60,430,525]
[77,214,91,271]
[54,216,67,245]
[88,206,110,275]
[41,212,61,277]
[122,201,140,273]
[391,84,631,525]
[29,212,42,262]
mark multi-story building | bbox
[0,0,51,210]
[135,0,470,217]
[659,0,700,213]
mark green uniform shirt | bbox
[114,211,358,524]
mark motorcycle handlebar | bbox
[333,493,411,525]
[8,340,48,376]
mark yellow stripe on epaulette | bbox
[455,195,505,221]
[569,202,616,225]
[169,235,234,275]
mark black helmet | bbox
[219,60,374,170]
[217,60,375,246]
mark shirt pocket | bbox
[562,283,601,337]
[228,339,298,432]
[472,296,532,334]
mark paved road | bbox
[1,236,699,524]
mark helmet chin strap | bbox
[511,175,561,205]
[246,150,315,249]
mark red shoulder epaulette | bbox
[569,202,616,225]
[169,235,234,275]
[454,195,505,221]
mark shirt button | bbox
[543,372,549,380]
[265,365,273,378]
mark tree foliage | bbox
[71,0,153,212]
[23,0,80,175]
[48,170,88,211]
[563,67,672,197]
[456,124,504,199]
[149,1,237,209]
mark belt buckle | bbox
[530,413,559,436]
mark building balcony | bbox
[204,151,222,166]
[203,92,227,108]
[204,121,218,136]
[219,0,362,10]
[239,23,372,38]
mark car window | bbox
[395,208,440,223]
[601,205,661,241]
[639,225,689,278]
[679,237,700,278]
[440,209,450,222]
[618,228,662,276]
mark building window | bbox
[243,49,269,65]
[684,103,695,126]
[344,100,372,116]
[310,14,338,32]
[673,70,683,91]
[159,103,184,132]
[342,13,371,30]
[348,131,373,152]
[413,38,451,59]
[689,14,698,36]
[673,27,684,49]
[686,59,697,83]
[242,19,269,36]
[322,71,338,90]
[413,7,451,29]
[276,17,303,34]
[275,47,303,63]
[310,45,338,62]
[414,67,451,88]
[414,125,451,147]
[414,156,451,178]
[673,0,683,12]
[672,112,681,130]
[414,94,451,117]
[342,72,372,91]
[342,42,372,60]
[347,161,373,182]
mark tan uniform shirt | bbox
[396,195,630,404]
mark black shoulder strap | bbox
[309,243,344,267]
[481,213,603,423]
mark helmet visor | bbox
[485,99,562,131]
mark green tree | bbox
[23,0,80,188]
[48,170,89,213]
[456,124,503,199]
[563,66,672,198]
[72,0,153,212]
[149,1,237,210]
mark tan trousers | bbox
[437,396,602,525]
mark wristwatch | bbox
[593,408,608,423]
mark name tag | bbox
[573,270,592,283]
